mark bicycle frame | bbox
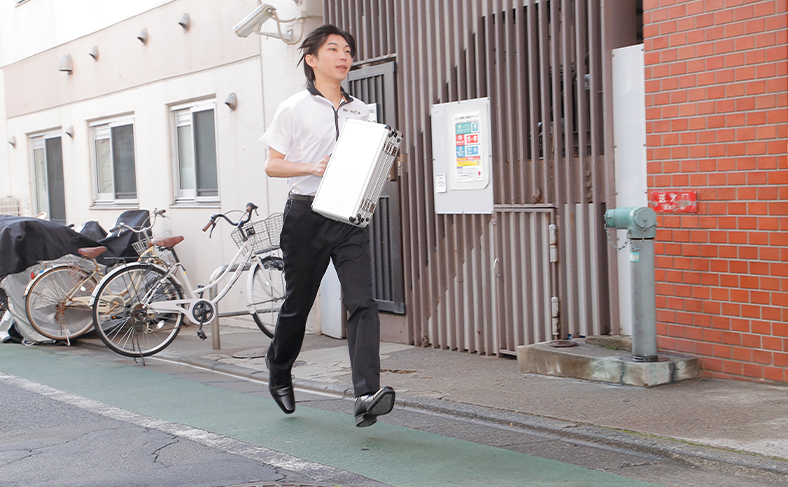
[51,244,171,316]
[134,237,260,325]
[36,209,170,314]
[25,260,102,309]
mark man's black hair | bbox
[298,24,356,86]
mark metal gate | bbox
[494,207,555,354]
[347,62,406,314]
[326,0,619,353]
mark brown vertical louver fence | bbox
[325,0,620,356]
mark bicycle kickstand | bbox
[133,336,146,366]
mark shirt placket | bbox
[311,88,352,140]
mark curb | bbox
[155,352,788,481]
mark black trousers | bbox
[266,197,381,397]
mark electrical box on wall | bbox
[430,98,494,214]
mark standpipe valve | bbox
[604,207,657,240]
[604,206,659,363]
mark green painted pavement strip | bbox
[0,346,662,487]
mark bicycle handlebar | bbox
[202,202,259,236]
[109,208,167,233]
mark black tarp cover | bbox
[95,209,151,266]
[0,210,151,282]
[0,216,100,282]
[79,220,108,242]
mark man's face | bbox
[306,34,352,83]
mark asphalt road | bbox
[0,344,784,487]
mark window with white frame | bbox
[91,117,137,203]
[172,101,218,201]
[30,130,66,224]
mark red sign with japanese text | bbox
[651,190,697,213]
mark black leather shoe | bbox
[354,386,395,427]
[266,357,295,414]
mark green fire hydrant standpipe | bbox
[604,207,659,362]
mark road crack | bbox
[151,439,180,467]
[0,449,42,468]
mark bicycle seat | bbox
[78,246,107,259]
[151,235,184,248]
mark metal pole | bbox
[206,262,254,350]
[208,265,228,351]
[604,206,658,362]
[630,238,657,362]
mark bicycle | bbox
[89,203,285,358]
[23,209,170,344]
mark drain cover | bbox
[231,348,268,359]
[549,339,578,348]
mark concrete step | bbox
[516,339,699,387]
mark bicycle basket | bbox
[131,234,152,256]
[131,230,172,257]
[231,213,283,255]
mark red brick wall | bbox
[643,0,787,382]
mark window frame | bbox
[29,129,63,218]
[170,100,220,204]
[89,116,138,206]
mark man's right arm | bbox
[265,149,329,178]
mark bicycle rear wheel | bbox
[249,255,285,338]
[25,265,98,341]
[92,264,183,357]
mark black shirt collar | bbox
[307,85,352,105]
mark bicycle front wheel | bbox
[93,264,184,357]
[25,265,98,341]
[249,256,285,338]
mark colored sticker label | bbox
[454,113,483,182]
[651,190,698,213]
[455,123,480,135]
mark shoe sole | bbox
[355,390,395,427]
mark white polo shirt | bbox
[260,86,370,196]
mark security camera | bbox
[234,4,277,38]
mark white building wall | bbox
[0,68,9,201]
[259,0,325,207]
[257,0,327,333]
[1,0,326,327]
[0,26,9,202]
[1,0,176,65]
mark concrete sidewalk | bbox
[147,318,788,478]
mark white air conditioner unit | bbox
[0,197,20,217]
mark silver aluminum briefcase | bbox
[312,119,402,228]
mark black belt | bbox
[288,192,315,202]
